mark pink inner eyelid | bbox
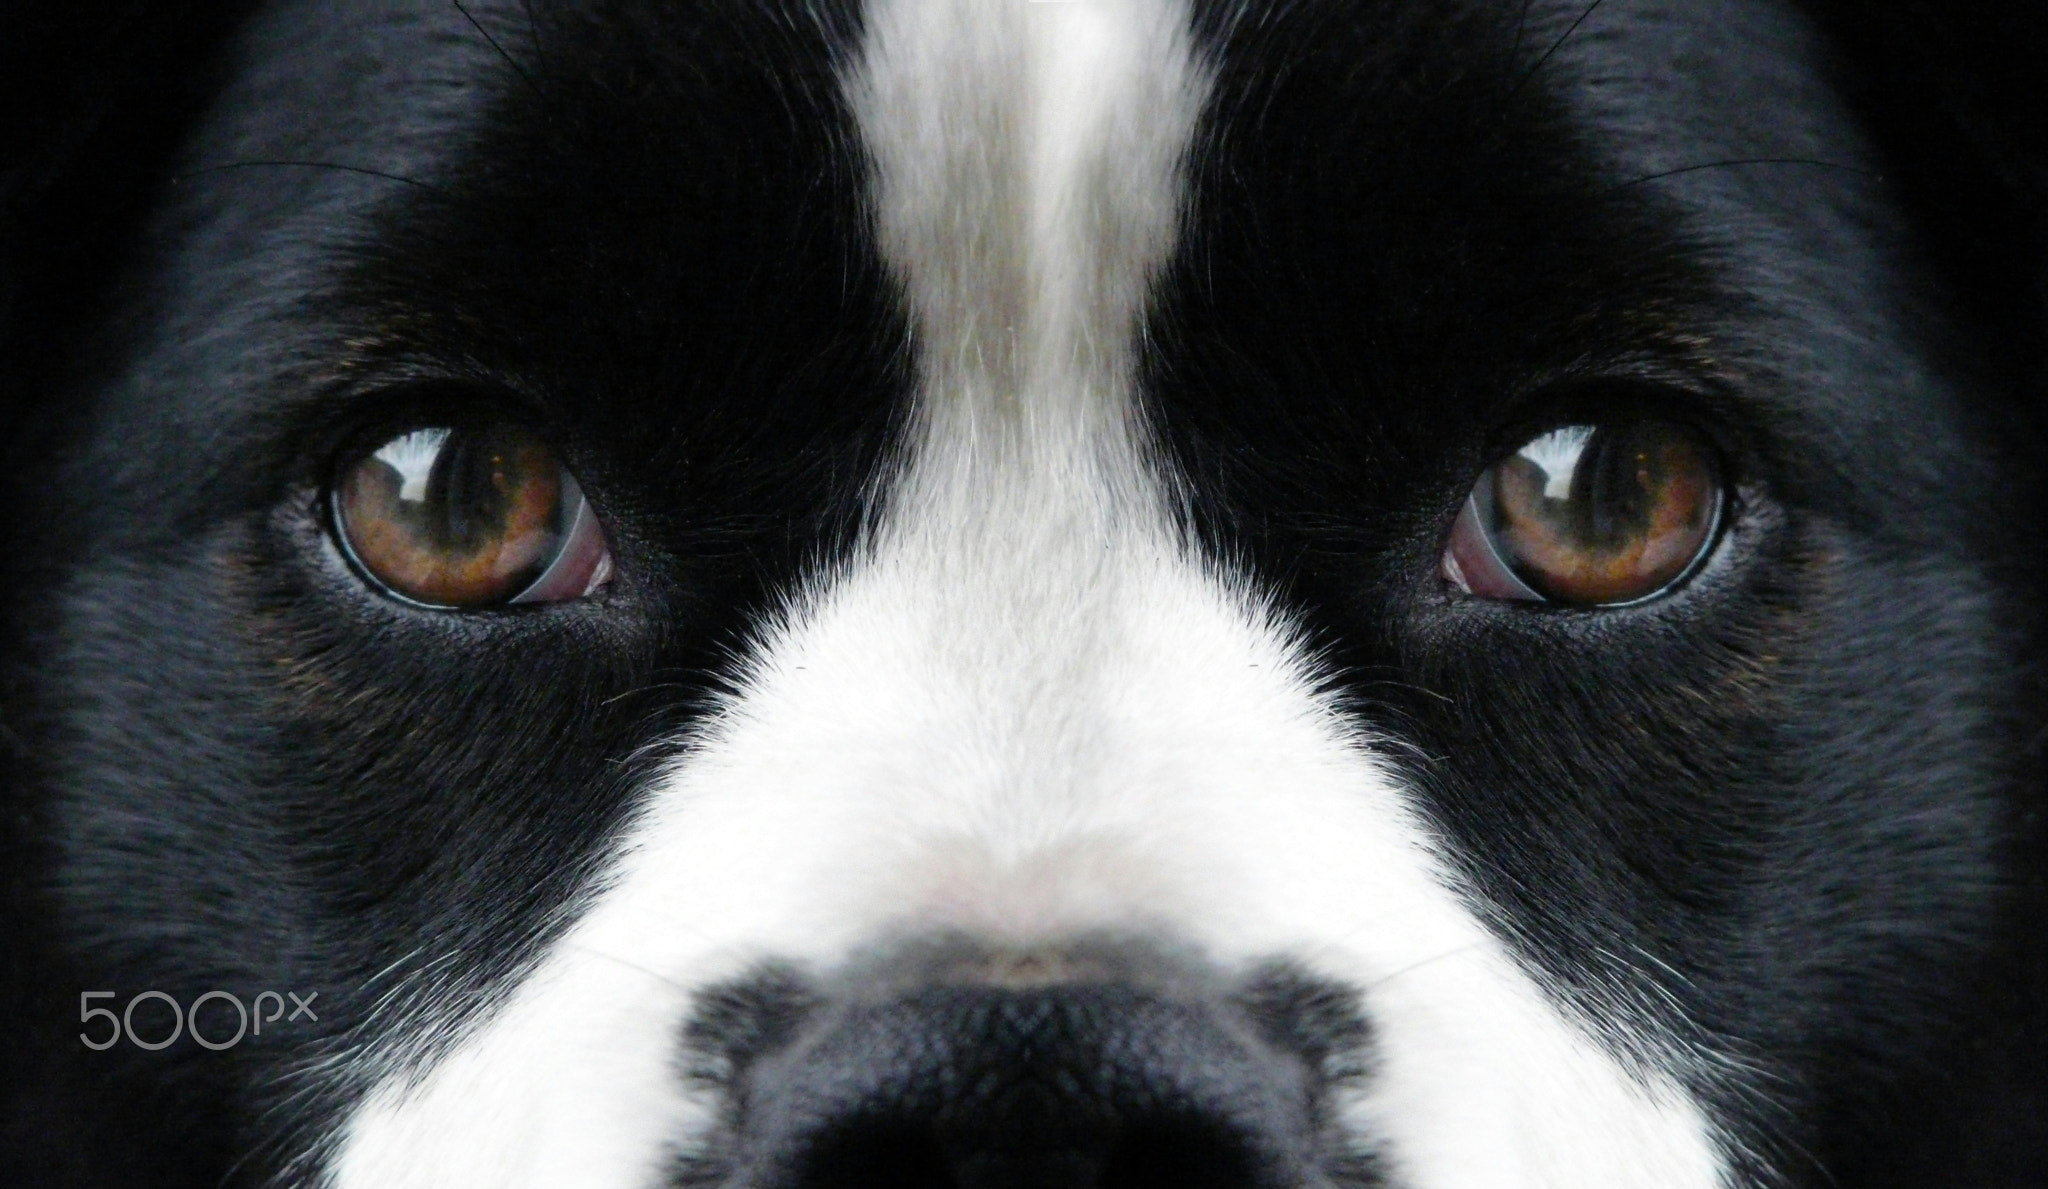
[1442,487,1544,602]
[508,476,613,604]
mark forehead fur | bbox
[327,2,1731,1185]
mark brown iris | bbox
[1444,420,1722,605]
[335,422,611,608]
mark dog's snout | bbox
[759,988,1300,1189]
[686,963,1373,1189]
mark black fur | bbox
[3,0,904,1180]
[3,1,2043,1186]
[1146,1,2047,1181]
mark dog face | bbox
[4,0,2044,1186]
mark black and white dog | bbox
[3,0,2045,1185]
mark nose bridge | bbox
[832,0,1215,850]
[851,0,1206,530]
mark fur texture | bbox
[2,1,2043,1187]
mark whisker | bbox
[1364,942,1488,991]
[175,158,447,195]
[600,679,707,709]
[1508,0,1538,69]
[1503,0,1605,109]
[1607,155,1879,191]
[453,0,552,111]
[565,940,693,993]
[522,0,547,72]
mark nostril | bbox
[793,1118,953,1189]
[791,1113,1259,1189]
[1098,1117,1259,1189]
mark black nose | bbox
[681,962,1375,1189]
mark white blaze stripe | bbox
[331,2,1731,1187]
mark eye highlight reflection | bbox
[333,422,612,609]
[1443,420,1723,606]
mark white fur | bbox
[331,2,1732,1186]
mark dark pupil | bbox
[422,428,521,554]
[1497,425,1660,554]
[1568,428,1656,549]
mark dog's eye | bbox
[333,422,612,608]
[1443,420,1722,606]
